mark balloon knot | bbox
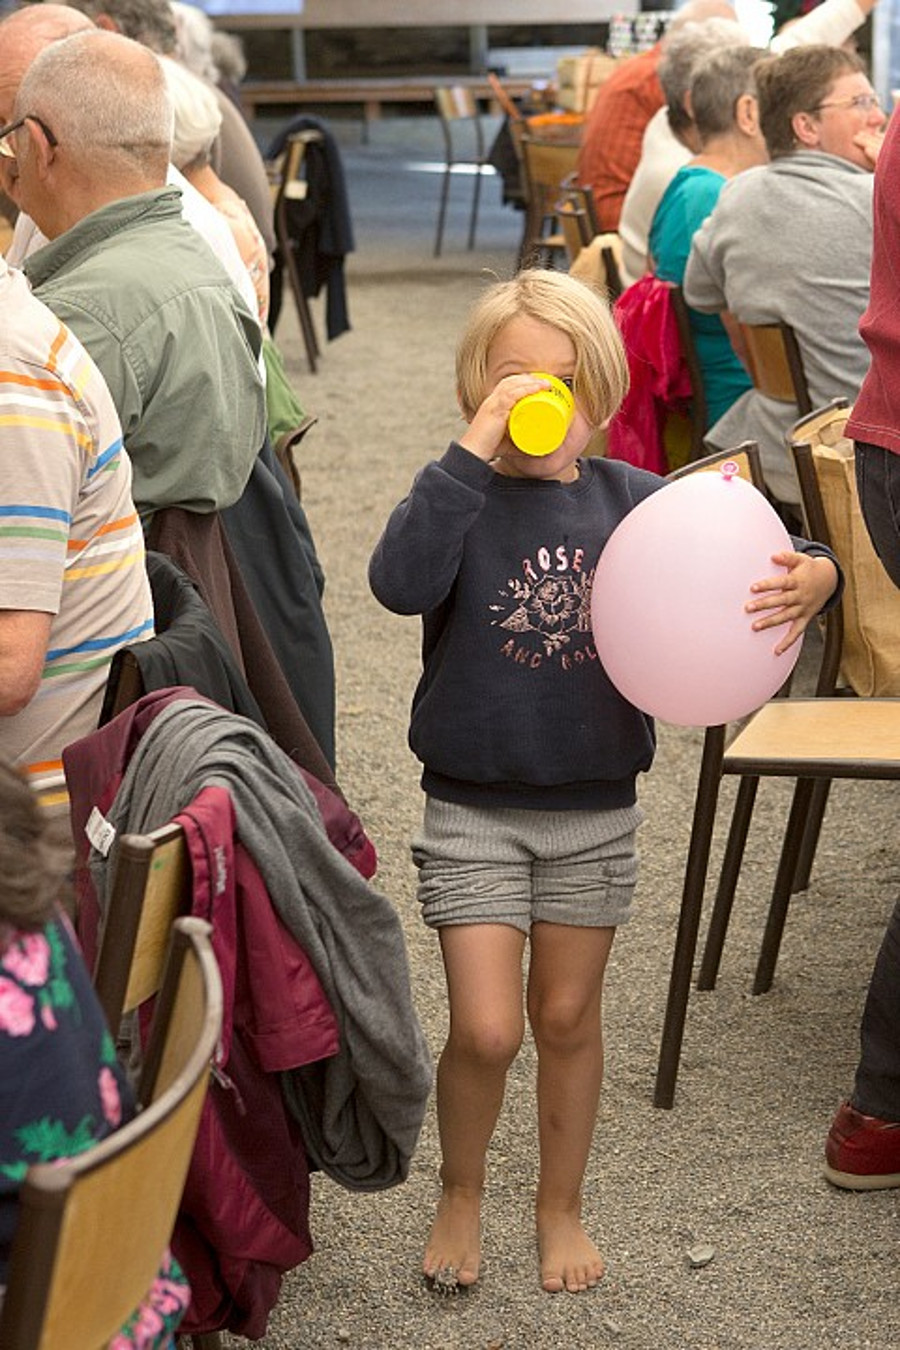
[720,460,739,482]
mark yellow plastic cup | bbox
[508,372,575,457]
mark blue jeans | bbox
[854,441,900,590]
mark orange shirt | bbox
[576,45,665,232]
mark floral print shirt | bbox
[0,912,190,1348]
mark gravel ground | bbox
[222,117,898,1350]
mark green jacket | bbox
[26,188,266,517]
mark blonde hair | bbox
[456,269,629,429]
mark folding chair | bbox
[654,439,900,1108]
[0,918,223,1350]
[270,130,323,372]
[433,85,490,257]
[517,134,581,269]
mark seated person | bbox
[619,0,879,285]
[619,16,747,286]
[0,2,264,337]
[684,44,884,506]
[160,54,269,328]
[0,255,152,861]
[649,44,767,428]
[5,28,335,767]
[576,0,739,231]
[0,758,189,1347]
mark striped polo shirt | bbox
[0,259,153,812]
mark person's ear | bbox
[792,108,820,149]
[93,13,120,32]
[27,118,57,179]
[736,93,759,136]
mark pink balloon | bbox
[591,467,802,726]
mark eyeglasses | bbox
[0,114,58,160]
[809,92,882,114]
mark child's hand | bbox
[746,551,839,655]
[458,374,550,463]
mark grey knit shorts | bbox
[411,798,644,933]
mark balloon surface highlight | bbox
[590,465,802,726]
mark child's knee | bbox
[529,995,600,1053]
[449,1018,523,1070]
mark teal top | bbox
[649,165,752,428]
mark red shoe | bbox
[824,1100,900,1191]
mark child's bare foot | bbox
[536,1209,605,1294]
[423,1185,482,1290]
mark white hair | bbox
[170,0,217,81]
[159,53,221,168]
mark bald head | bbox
[0,4,94,121]
[10,29,172,238]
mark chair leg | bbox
[753,777,817,995]
[279,234,320,374]
[697,775,760,990]
[467,164,482,251]
[790,776,831,894]
[654,724,726,1109]
[434,165,452,257]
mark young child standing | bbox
[368,269,840,1296]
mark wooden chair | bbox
[781,399,900,894]
[554,192,594,262]
[92,821,192,1036]
[433,85,490,257]
[517,134,581,269]
[654,438,900,1108]
[566,221,625,302]
[669,284,709,465]
[271,129,323,372]
[738,319,813,416]
[0,917,223,1350]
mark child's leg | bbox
[527,921,616,1293]
[425,922,527,1286]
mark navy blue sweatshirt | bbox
[369,443,840,811]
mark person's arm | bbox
[368,443,495,616]
[769,0,875,52]
[683,211,727,315]
[0,610,53,715]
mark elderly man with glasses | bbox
[683,44,884,508]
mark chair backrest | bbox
[518,134,581,266]
[568,227,625,301]
[790,399,900,697]
[666,440,766,491]
[435,84,485,157]
[554,194,593,260]
[0,917,223,1350]
[738,320,813,415]
[92,821,191,1035]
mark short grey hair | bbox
[659,16,748,135]
[159,54,221,169]
[690,44,764,141]
[67,0,177,54]
[171,0,217,81]
[15,29,173,171]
